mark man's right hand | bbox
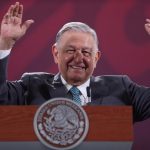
[145,19,150,36]
[0,2,34,50]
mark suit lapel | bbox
[48,73,69,98]
[88,76,109,105]
[48,75,109,104]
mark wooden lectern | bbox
[0,106,133,150]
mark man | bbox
[0,2,150,123]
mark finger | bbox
[7,5,14,17]
[145,23,150,28]
[17,4,23,19]
[146,18,150,23]
[2,5,14,24]
[2,13,10,24]
[144,24,150,34]
[9,6,14,17]
[22,20,34,33]
[13,2,20,17]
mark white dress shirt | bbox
[61,75,91,106]
[0,49,11,59]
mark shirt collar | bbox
[60,75,90,98]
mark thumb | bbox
[145,24,150,35]
[22,19,34,33]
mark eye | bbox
[66,49,75,54]
[82,50,92,57]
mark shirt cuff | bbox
[0,49,11,59]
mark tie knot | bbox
[70,86,80,95]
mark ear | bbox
[94,50,101,68]
[52,43,59,64]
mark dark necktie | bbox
[70,86,81,105]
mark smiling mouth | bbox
[69,65,86,70]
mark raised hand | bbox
[0,2,34,49]
[145,19,150,35]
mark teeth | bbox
[72,66,81,69]
[70,66,84,69]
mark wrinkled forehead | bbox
[56,30,98,50]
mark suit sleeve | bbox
[0,56,29,105]
[122,75,150,122]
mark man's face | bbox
[52,31,100,85]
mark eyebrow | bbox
[66,45,92,50]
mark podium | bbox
[0,106,133,150]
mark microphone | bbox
[86,87,91,103]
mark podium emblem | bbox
[33,98,89,150]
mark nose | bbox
[73,50,83,63]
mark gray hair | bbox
[56,22,99,49]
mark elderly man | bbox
[0,2,150,123]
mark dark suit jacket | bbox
[0,56,150,122]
